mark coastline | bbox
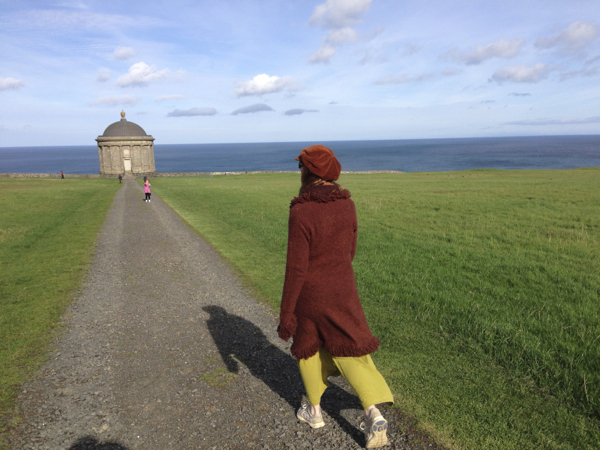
[0,170,403,179]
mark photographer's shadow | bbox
[203,305,364,443]
[68,436,129,450]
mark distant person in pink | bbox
[143,177,151,202]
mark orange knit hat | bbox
[295,145,341,181]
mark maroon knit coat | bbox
[278,184,380,360]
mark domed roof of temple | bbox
[101,111,147,137]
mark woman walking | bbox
[278,145,393,449]
[143,176,151,202]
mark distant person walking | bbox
[143,177,151,202]
[278,145,393,449]
[60,170,64,179]
[118,174,122,183]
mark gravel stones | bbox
[7,179,440,450]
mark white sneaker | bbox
[361,407,388,448]
[296,401,324,429]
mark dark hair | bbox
[299,166,341,195]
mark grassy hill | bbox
[150,169,600,449]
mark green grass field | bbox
[150,169,600,450]
[0,178,120,435]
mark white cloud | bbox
[449,38,524,65]
[155,95,185,102]
[0,77,25,90]
[113,46,136,60]
[231,104,274,115]
[326,27,358,45]
[375,73,434,84]
[89,95,138,106]
[310,27,358,64]
[235,74,296,97]
[167,107,217,117]
[96,68,111,82]
[310,0,373,28]
[309,44,337,64]
[536,21,599,51]
[506,116,600,126]
[117,62,170,87]
[284,109,319,116]
[508,92,532,97]
[491,63,550,84]
[308,0,372,64]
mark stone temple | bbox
[96,111,156,177]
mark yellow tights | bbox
[297,347,393,409]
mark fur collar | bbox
[290,184,351,208]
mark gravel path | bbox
[7,179,440,450]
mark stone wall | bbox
[0,173,101,178]
[154,172,213,177]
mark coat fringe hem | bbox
[292,341,323,360]
[292,338,380,360]
[325,338,381,358]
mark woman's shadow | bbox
[203,305,364,444]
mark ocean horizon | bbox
[1,135,599,175]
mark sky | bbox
[1,0,599,147]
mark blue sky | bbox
[1,0,599,146]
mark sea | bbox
[0,135,599,174]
